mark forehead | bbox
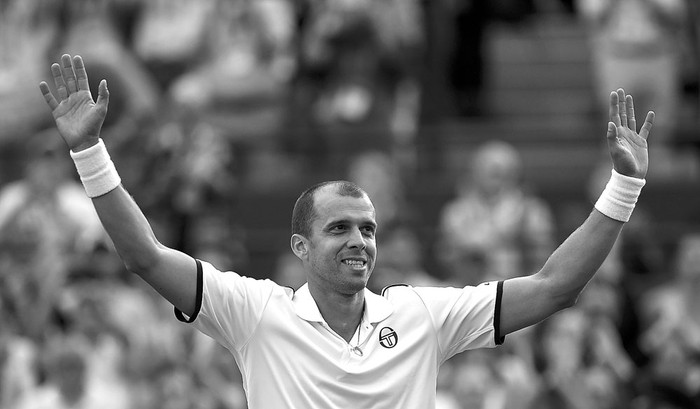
[312,188,376,226]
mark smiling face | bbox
[291,185,377,296]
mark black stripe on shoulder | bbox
[381,283,409,297]
[174,258,204,323]
[494,280,505,345]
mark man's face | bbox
[303,188,377,295]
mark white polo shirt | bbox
[176,260,504,409]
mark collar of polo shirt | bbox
[292,284,394,324]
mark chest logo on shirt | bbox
[379,327,398,348]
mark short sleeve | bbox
[175,260,279,351]
[413,281,504,361]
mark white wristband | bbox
[70,139,121,198]
[594,169,645,222]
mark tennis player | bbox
[39,54,654,408]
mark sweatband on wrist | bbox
[594,169,645,222]
[70,139,121,198]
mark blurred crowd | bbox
[1,0,700,408]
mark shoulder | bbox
[380,283,461,307]
[382,281,501,309]
[200,260,292,299]
[379,284,432,312]
[381,283,410,297]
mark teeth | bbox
[343,260,365,266]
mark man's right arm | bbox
[39,54,199,316]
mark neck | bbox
[308,284,365,342]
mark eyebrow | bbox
[325,217,377,230]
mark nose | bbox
[347,227,367,250]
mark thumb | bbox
[96,79,109,110]
[605,122,617,141]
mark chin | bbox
[339,279,369,295]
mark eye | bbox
[362,226,376,237]
[330,225,347,233]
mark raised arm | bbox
[39,54,198,316]
[498,89,654,336]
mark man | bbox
[39,54,654,408]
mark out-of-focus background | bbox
[1,0,699,408]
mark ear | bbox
[290,234,309,260]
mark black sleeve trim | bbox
[494,280,505,345]
[174,259,203,323]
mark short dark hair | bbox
[291,181,368,238]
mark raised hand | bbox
[39,54,109,152]
[606,88,654,179]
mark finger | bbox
[95,79,110,111]
[609,91,621,127]
[51,63,68,100]
[626,95,636,131]
[605,121,617,142]
[61,54,78,94]
[605,122,626,163]
[39,81,59,111]
[639,111,655,140]
[73,55,90,92]
[617,88,627,128]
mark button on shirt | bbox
[176,260,504,409]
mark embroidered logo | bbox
[379,327,398,348]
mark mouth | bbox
[341,258,367,270]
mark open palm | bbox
[39,54,109,152]
[606,88,654,179]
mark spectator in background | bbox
[290,0,424,160]
[0,315,37,409]
[368,222,441,292]
[529,307,634,409]
[160,0,296,146]
[0,0,65,186]
[437,345,541,409]
[132,0,216,90]
[14,341,90,409]
[445,0,492,118]
[681,0,700,118]
[13,336,132,409]
[346,150,413,226]
[436,0,537,119]
[0,0,62,145]
[0,134,110,340]
[141,0,300,193]
[436,353,502,409]
[576,0,696,178]
[274,251,308,290]
[636,234,700,405]
[136,115,239,256]
[50,273,195,409]
[435,140,555,284]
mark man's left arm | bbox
[498,88,654,336]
